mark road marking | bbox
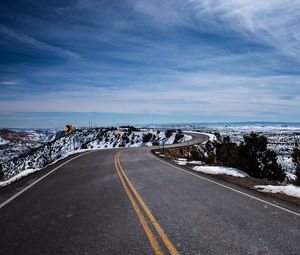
[0,152,90,209]
[147,151,300,217]
[114,153,164,255]
[116,152,179,255]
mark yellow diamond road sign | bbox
[65,124,73,134]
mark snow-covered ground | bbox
[173,158,204,166]
[0,128,57,164]
[0,137,8,145]
[147,123,300,180]
[0,128,191,186]
[0,168,42,187]
[173,158,189,165]
[172,156,249,178]
[211,125,300,180]
[0,149,90,187]
[177,124,300,180]
[255,185,300,199]
[192,166,249,177]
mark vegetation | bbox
[186,140,216,164]
[216,132,286,181]
[0,164,3,180]
[165,129,173,138]
[119,125,140,131]
[291,147,300,185]
[122,133,130,144]
[174,129,184,143]
[142,133,153,143]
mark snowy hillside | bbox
[149,123,300,180]
[0,128,57,164]
[0,136,8,145]
[209,125,300,180]
[0,128,191,185]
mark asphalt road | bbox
[0,133,299,255]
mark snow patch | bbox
[173,159,187,165]
[185,131,216,143]
[0,168,41,187]
[0,136,8,145]
[255,185,300,199]
[181,134,193,142]
[193,166,249,177]
[173,158,204,166]
[188,160,204,165]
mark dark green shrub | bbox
[261,149,285,182]
[122,134,129,144]
[143,133,153,143]
[216,136,239,167]
[0,164,4,180]
[165,129,173,138]
[119,126,139,131]
[238,132,267,177]
[189,150,203,161]
[216,132,285,181]
[291,147,300,185]
[152,140,159,146]
[174,129,184,143]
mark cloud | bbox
[128,1,300,59]
[0,80,22,86]
[0,73,299,117]
[0,24,81,60]
[0,0,299,126]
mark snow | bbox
[205,125,300,180]
[192,166,249,177]
[277,156,296,180]
[255,185,300,199]
[173,158,204,166]
[0,137,8,145]
[0,168,40,187]
[181,134,193,142]
[188,160,204,165]
[0,128,190,186]
[144,123,300,181]
[184,131,217,143]
[174,159,187,165]
[164,133,176,145]
[0,149,91,187]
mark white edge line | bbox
[147,150,300,217]
[0,151,91,209]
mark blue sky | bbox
[1,0,300,128]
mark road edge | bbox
[147,149,300,217]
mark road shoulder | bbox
[148,149,300,216]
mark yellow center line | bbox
[114,153,164,255]
[116,152,179,255]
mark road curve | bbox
[0,133,299,255]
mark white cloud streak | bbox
[0,24,81,60]
[1,73,299,117]
[130,0,300,59]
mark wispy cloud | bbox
[130,0,300,59]
[0,24,81,60]
[0,80,22,86]
[0,0,299,126]
[1,73,299,117]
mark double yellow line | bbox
[114,152,179,255]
